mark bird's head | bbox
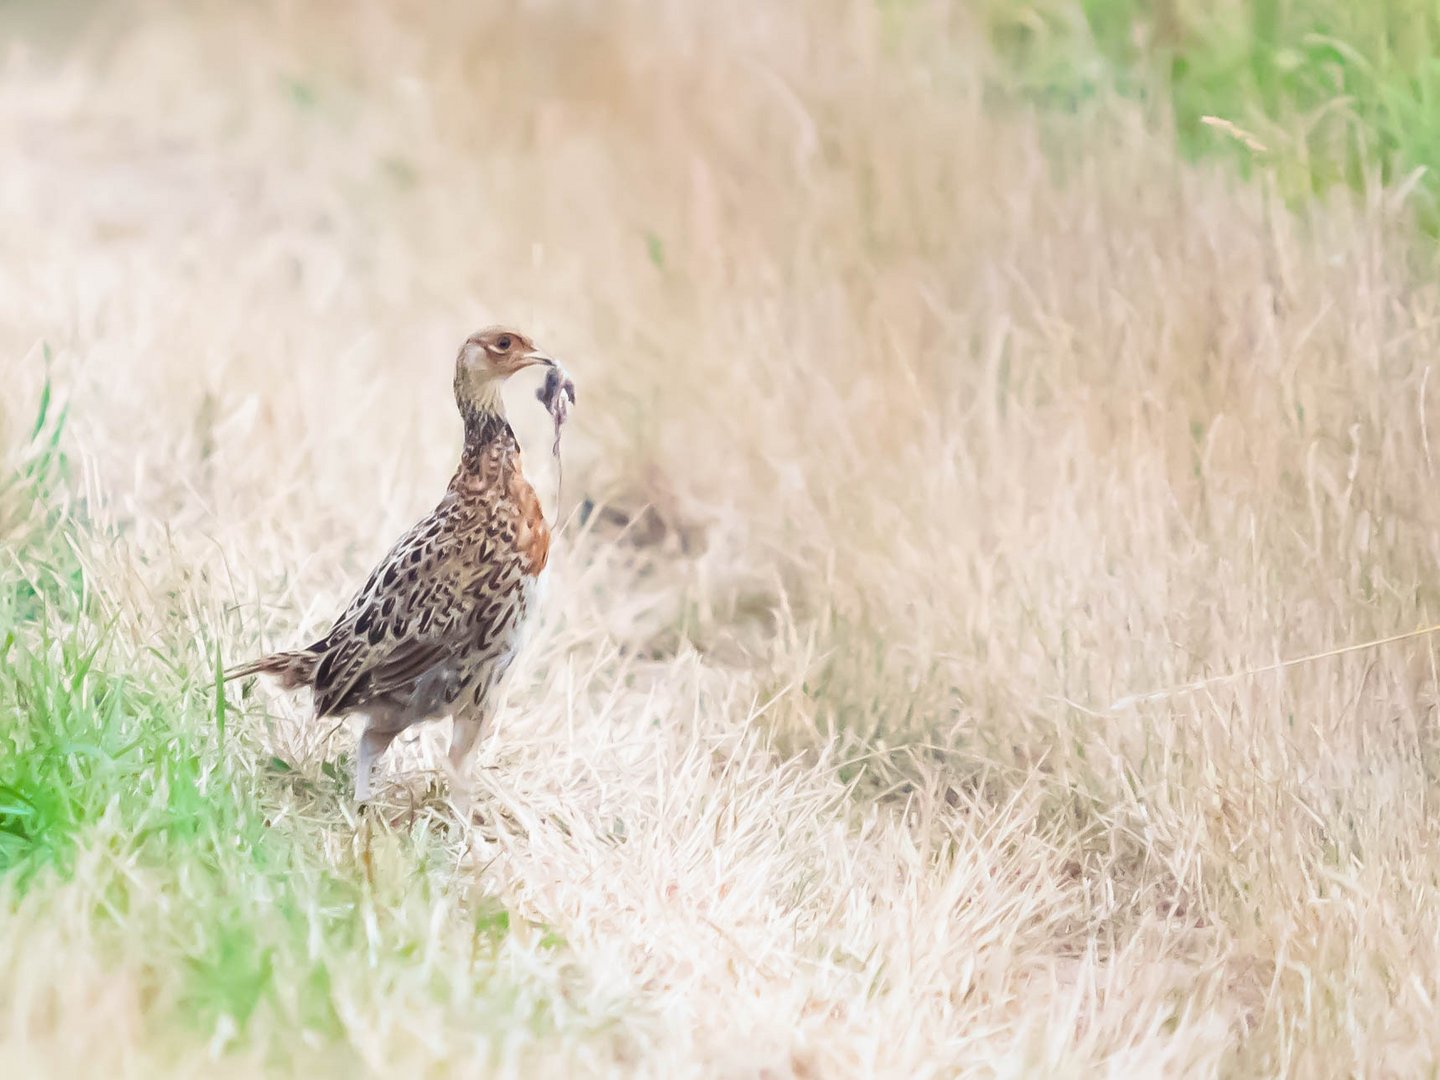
[454,325,556,414]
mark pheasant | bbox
[225,327,574,805]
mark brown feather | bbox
[222,649,319,690]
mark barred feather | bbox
[222,648,319,690]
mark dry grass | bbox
[4,1,1440,1075]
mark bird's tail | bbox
[222,649,320,690]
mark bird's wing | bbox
[309,497,507,718]
[312,634,457,718]
[326,496,463,634]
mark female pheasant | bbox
[225,327,574,804]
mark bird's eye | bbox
[495,335,513,351]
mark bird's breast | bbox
[508,466,552,577]
[451,440,552,577]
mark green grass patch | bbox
[983,0,1440,230]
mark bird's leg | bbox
[355,721,401,803]
[444,710,488,818]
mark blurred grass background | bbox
[984,0,1440,227]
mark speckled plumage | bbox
[226,327,567,803]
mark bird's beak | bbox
[523,349,556,368]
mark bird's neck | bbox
[456,383,518,480]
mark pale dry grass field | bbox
[4,1,1440,1076]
